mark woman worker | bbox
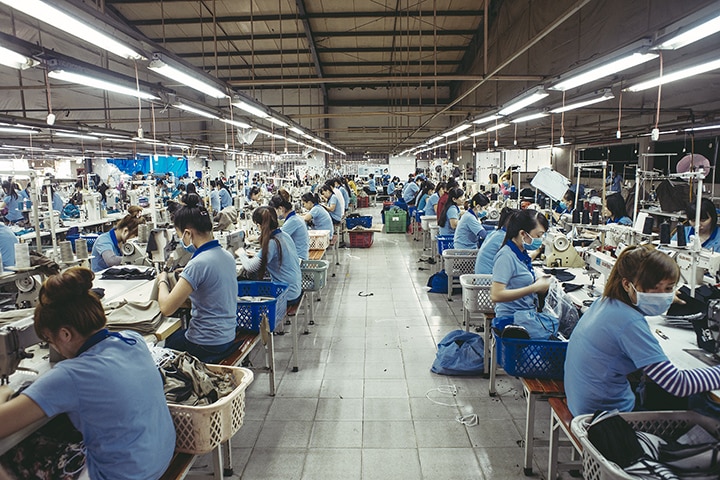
[158,193,238,362]
[437,188,465,236]
[490,209,555,339]
[302,192,334,240]
[475,207,516,274]
[238,207,303,308]
[320,183,344,225]
[605,192,632,226]
[1,181,23,224]
[0,267,175,479]
[673,198,720,250]
[415,181,435,214]
[425,181,445,216]
[565,245,720,416]
[453,192,490,250]
[90,210,146,272]
[270,190,309,260]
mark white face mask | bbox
[630,283,674,316]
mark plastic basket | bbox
[349,231,374,248]
[421,215,437,230]
[460,274,494,314]
[357,196,369,208]
[346,216,372,229]
[442,249,478,277]
[308,230,331,250]
[385,209,407,233]
[168,365,254,454]
[437,235,455,255]
[237,281,288,332]
[300,259,329,291]
[494,334,568,379]
[572,411,720,480]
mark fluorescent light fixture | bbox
[149,54,227,99]
[233,100,269,119]
[54,131,99,141]
[498,88,549,116]
[255,128,272,136]
[472,114,503,125]
[289,127,304,136]
[639,129,679,136]
[654,7,720,50]
[486,123,510,132]
[470,130,486,137]
[0,126,36,134]
[0,45,35,70]
[221,118,251,129]
[550,89,615,113]
[48,68,158,100]
[429,136,444,144]
[510,112,548,123]
[174,102,220,120]
[267,116,289,128]
[0,0,143,60]
[451,123,472,134]
[685,124,720,132]
[625,58,720,92]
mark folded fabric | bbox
[104,300,163,335]
[159,351,237,406]
[101,266,156,280]
[562,283,584,293]
[543,268,576,282]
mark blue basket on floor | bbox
[346,216,372,229]
[237,281,288,332]
[437,235,454,255]
[495,334,568,380]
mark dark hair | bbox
[489,173,498,184]
[302,192,320,205]
[438,188,464,228]
[269,189,293,211]
[319,183,333,195]
[606,193,629,220]
[369,173,374,179]
[186,183,197,195]
[177,183,186,192]
[127,205,143,218]
[248,186,261,199]
[469,192,490,210]
[686,198,717,231]
[446,178,459,190]
[436,181,447,194]
[173,193,212,232]
[2,180,17,200]
[35,267,105,339]
[210,180,217,188]
[115,211,145,237]
[603,245,679,305]
[563,190,575,204]
[252,206,282,279]
[497,207,517,230]
[503,209,549,245]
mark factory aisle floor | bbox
[207,206,572,480]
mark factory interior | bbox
[0,0,719,479]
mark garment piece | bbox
[0,222,18,267]
[22,331,175,480]
[104,300,163,334]
[180,243,237,345]
[492,244,537,318]
[454,209,486,250]
[91,229,121,272]
[159,351,237,406]
[100,266,156,280]
[565,297,668,416]
[475,228,506,275]
[309,204,334,239]
[282,211,310,260]
[29,250,61,276]
[562,283,583,293]
[439,204,460,236]
[543,268,576,282]
[607,216,633,226]
[216,205,238,231]
[52,192,64,212]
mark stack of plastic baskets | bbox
[300,259,330,326]
[441,249,478,300]
[460,274,494,374]
[357,196,369,208]
[237,281,288,332]
[308,230,331,251]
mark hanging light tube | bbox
[486,123,510,132]
[624,57,720,92]
[654,5,720,50]
[48,68,158,100]
[232,100,269,119]
[221,118,251,129]
[684,124,720,132]
[498,87,549,116]
[510,112,548,123]
[549,89,615,113]
[267,116,289,128]
[148,53,228,99]
[174,102,220,120]
[472,113,503,125]
[451,123,472,134]
[0,45,36,70]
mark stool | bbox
[459,274,494,376]
[286,293,308,372]
[520,378,566,476]
[548,397,582,479]
[369,193,377,207]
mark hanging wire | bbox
[151,102,157,156]
[616,90,623,139]
[43,67,53,120]
[133,62,143,137]
[560,91,566,143]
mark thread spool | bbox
[572,210,581,224]
[659,222,671,245]
[591,211,600,225]
[14,243,30,269]
[59,241,74,263]
[677,224,686,247]
[75,238,89,259]
[582,211,591,224]
[642,216,655,235]
[138,224,149,243]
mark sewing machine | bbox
[0,317,40,384]
[583,249,616,284]
[673,248,720,286]
[122,242,151,267]
[543,230,585,268]
[84,191,102,222]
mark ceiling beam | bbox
[225,74,544,86]
[177,45,467,59]
[215,60,460,70]
[295,0,329,136]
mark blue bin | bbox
[237,281,288,332]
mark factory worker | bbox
[565,245,720,416]
[0,267,175,480]
[490,209,555,339]
[555,190,575,214]
[333,177,350,209]
[475,207,516,274]
[270,190,309,261]
[364,173,377,196]
[426,182,445,215]
[402,175,423,206]
[218,182,232,210]
[498,172,515,199]
[302,192,333,239]
[158,193,238,362]
[90,211,145,272]
[209,180,221,213]
[320,183,344,225]
[604,192,632,226]
[0,221,17,268]
[49,186,64,212]
[416,181,435,213]
[453,192,490,250]
[238,206,303,307]
[437,188,465,236]
[435,178,458,219]
[673,198,720,251]
[1,181,23,224]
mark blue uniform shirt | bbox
[52,192,63,212]
[327,194,343,222]
[339,187,350,207]
[180,241,238,345]
[90,229,121,272]
[309,204,334,239]
[673,225,720,251]
[439,205,460,236]
[3,195,23,222]
[387,182,395,196]
[282,211,309,260]
[426,193,440,215]
[257,231,302,301]
[402,182,420,204]
[23,331,175,480]
[210,190,221,212]
[0,223,17,267]
[492,243,537,318]
[607,216,632,226]
[453,209,486,250]
[18,189,31,208]
[475,228,505,274]
[219,188,232,209]
[565,298,668,416]
[368,178,376,193]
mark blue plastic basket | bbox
[437,235,454,255]
[237,281,288,332]
[495,334,568,380]
[346,216,372,229]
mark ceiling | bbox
[0,0,718,161]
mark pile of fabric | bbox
[157,351,237,406]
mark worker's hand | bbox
[673,291,686,305]
[533,275,552,294]
[158,271,168,283]
[0,386,14,403]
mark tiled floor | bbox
[209,207,574,479]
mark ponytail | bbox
[438,188,464,228]
[251,206,283,278]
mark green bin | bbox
[384,209,407,233]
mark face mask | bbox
[478,211,487,219]
[502,181,509,187]
[631,283,674,316]
[559,201,567,210]
[181,232,196,254]
[522,232,543,251]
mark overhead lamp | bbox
[624,57,720,92]
[54,131,99,141]
[654,6,720,50]
[685,124,720,132]
[549,89,615,113]
[639,129,679,137]
[268,116,289,128]
[148,54,228,99]
[0,0,144,60]
[48,68,158,100]
[0,126,36,134]
[498,88,549,116]
[451,123,472,134]
[548,39,656,91]
[289,127,304,136]
[470,130,486,137]
[429,136,444,144]
[233,100,269,119]
[174,102,220,120]
[472,114,503,125]
[510,112,548,123]
[0,45,36,70]
[486,123,510,132]
[221,118,251,129]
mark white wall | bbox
[388,155,416,180]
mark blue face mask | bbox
[559,201,567,210]
[477,210,487,219]
[523,232,544,251]
[181,232,196,254]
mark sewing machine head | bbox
[122,242,151,267]
[0,317,40,384]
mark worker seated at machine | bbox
[90,208,146,272]
[673,198,720,251]
[604,192,632,226]
[453,193,490,250]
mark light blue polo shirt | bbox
[282,211,309,260]
[475,228,505,274]
[387,182,395,196]
[90,229,121,272]
[339,187,350,207]
[402,182,420,204]
[439,204,460,236]
[673,225,720,251]
[453,210,486,249]
[309,205,334,239]
[426,193,440,215]
[23,331,175,480]
[219,189,232,209]
[0,223,17,267]
[18,189,31,207]
[52,192,64,212]
[368,178,376,192]
[607,216,632,226]
[565,298,668,416]
[492,243,537,318]
[327,194,343,222]
[210,190,221,212]
[180,242,238,345]
[3,195,23,222]
[257,231,302,301]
